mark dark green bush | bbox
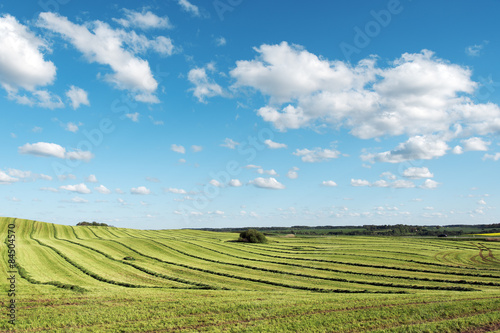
[238,229,267,243]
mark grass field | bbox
[2,217,500,332]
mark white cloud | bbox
[478,199,487,205]
[420,179,440,189]
[7,169,31,179]
[322,180,337,187]
[125,112,140,122]
[228,179,242,187]
[0,15,56,97]
[209,179,222,187]
[264,139,287,149]
[461,137,490,152]
[171,144,185,154]
[257,168,278,176]
[65,122,80,133]
[113,8,172,29]
[220,138,239,149]
[188,67,223,102]
[38,12,165,103]
[293,147,340,163]
[351,179,370,187]
[483,153,500,161]
[466,41,488,57]
[230,43,500,146]
[71,196,88,203]
[215,36,226,46]
[249,177,285,190]
[66,86,90,109]
[131,186,151,195]
[363,136,448,163]
[178,0,201,17]
[95,185,111,194]
[452,145,463,154]
[85,175,97,183]
[403,167,434,179]
[191,145,203,152]
[391,180,416,189]
[286,167,299,179]
[371,180,390,188]
[0,171,19,184]
[165,188,187,194]
[60,183,91,194]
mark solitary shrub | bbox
[238,229,267,243]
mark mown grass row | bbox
[172,239,500,289]
[52,225,217,290]
[220,241,500,279]
[29,224,157,289]
[110,239,404,294]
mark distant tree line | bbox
[76,221,113,227]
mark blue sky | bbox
[1,0,499,229]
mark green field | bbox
[2,217,500,332]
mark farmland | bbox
[2,217,500,332]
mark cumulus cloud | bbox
[351,179,370,187]
[60,183,91,194]
[171,144,185,154]
[209,179,222,187]
[38,12,172,103]
[286,167,299,179]
[228,179,242,187]
[362,136,448,163]
[94,185,112,194]
[403,167,434,179]
[0,171,19,184]
[220,138,239,149]
[420,179,440,189]
[461,137,490,152]
[86,175,98,183]
[483,153,500,161]
[257,168,278,176]
[322,180,337,187]
[264,139,287,149]
[0,14,57,102]
[188,67,224,102]
[113,8,172,29]
[230,42,500,150]
[65,122,80,133]
[131,186,151,195]
[66,86,90,109]
[165,188,187,194]
[249,177,285,190]
[293,147,340,163]
[19,142,94,161]
[178,0,200,17]
[191,145,203,152]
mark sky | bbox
[1,0,499,229]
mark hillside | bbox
[2,217,500,332]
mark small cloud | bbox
[171,144,186,154]
[125,112,140,122]
[146,177,160,183]
[257,168,278,176]
[60,183,91,194]
[294,147,340,163]
[19,142,93,162]
[420,179,440,189]
[286,167,299,179]
[113,8,172,29]
[94,185,112,194]
[483,152,500,161]
[209,179,222,187]
[215,36,226,46]
[65,122,81,133]
[177,0,200,17]
[165,188,187,194]
[191,145,203,152]
[86,174,98,183]
[264,139,287,149]
[462,137,490,152]
[249,177,285,190]
[66,86,90,109]
[220,138,239,149]
[452,145,464,154]
[322,180,337,187]
[131,186,151,195]
[351,179,370,187]
[229,179,242,187]
[403,167,434,179]
[465,40,489,57]
[71,196,88,203]
[32,126,43,133]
